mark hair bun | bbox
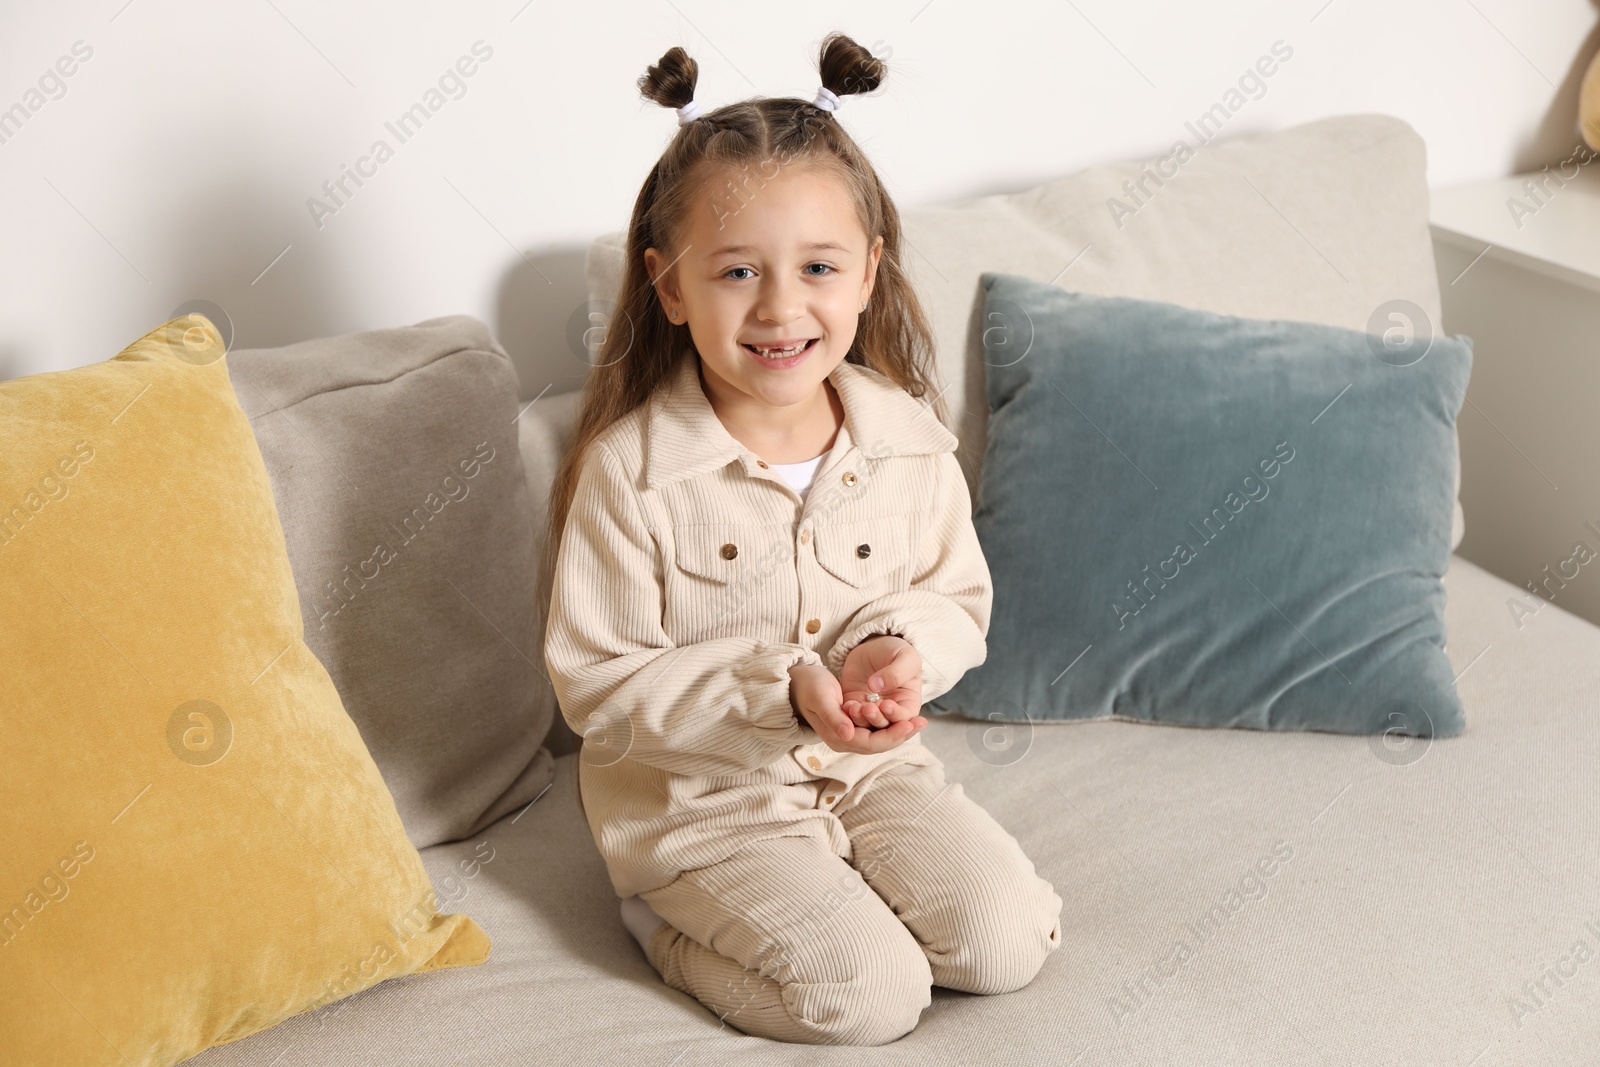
[817,32,886,100]
[638,45,698,111]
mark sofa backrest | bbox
[582,112,1460,548]
[518,388,584,757]
[356,115,1465,767]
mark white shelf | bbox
[1429,161,1600,630]
[1430,163,1600,296]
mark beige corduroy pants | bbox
[638,755,1063,1045]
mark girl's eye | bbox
[721,263,836,281]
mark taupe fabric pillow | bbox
[585,112,1463,549]
[228,315,552,848]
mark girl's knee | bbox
[929,883,1063,995]
[784,929,933,1045]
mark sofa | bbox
[182,114,1600,1065]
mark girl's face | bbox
[644,163,883,414]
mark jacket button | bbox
[720,543,738,560]
[824,794,838,804]
[799,529,811,544]
[841,471,857,487]
[856,543,871,558]
[806,756,823,771]
[805,618,821,633]
[757,460,769,468]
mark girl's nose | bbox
[754,277,804,325]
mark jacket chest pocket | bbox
[673,524,765,584]
[814,517,913,591]
[667,524,792,642]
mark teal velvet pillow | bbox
[940,274,1472,737]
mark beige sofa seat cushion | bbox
[187,553,1600,1065]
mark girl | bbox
[540,32,1062,1046]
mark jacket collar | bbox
[644,352,958,490]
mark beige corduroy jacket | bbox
[543,352,994,898]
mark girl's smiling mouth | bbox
[741,337,818,367]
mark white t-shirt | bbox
[769,451,828,503]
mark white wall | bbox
[2,0,1595,393]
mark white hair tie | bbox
[675,86,839,127]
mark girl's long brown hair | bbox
[537,31,949,646]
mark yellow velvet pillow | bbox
[0,316,489,1064]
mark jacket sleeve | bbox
[823,450,993,703]
[543,441,822,777]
